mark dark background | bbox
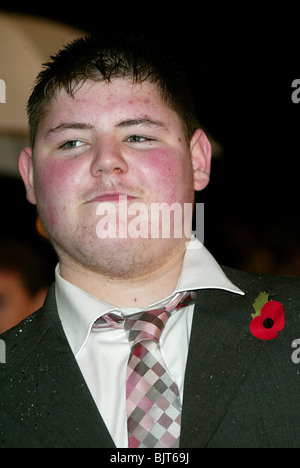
[0,3,299,276]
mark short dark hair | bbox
[27,32,199,146]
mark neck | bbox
[58,243,187,308]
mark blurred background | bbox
[0,2,299,282]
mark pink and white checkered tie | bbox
[124,292,194,448]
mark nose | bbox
[90,139,129,176]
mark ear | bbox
[190,129,212,191]
[18,147,37,205]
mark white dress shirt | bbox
[55,238,244,447]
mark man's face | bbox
[0,271,45,334]
[21,79,208,278]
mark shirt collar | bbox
[55,237,244,356]
[176,236,244,295]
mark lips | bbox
[85,192,137,203]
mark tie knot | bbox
[124,308,169,350]
[124,291,196,351]
[93,291,196,343]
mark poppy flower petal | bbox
[250,300,285,340]
[250,316,278,340]
[261,301,285,331]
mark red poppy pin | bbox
[250,292,285,340]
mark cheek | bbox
[137,149,193,203]
[34,160,79,226]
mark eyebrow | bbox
[45,122,94,137]
[45,116,168,138]
[116,117,168,130]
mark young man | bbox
[0,34,299,448]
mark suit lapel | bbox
[0,285,115,448]
[180,281,264,448]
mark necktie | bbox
[125,292,194,448]
[95,291,195,448]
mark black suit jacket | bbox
[0,267,299,448]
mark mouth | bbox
[85,192,137,203]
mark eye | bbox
[59,139,87,150]
[125,135,156,144]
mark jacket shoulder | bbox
[222,266,300,314]
[222,265,300,297]
[0,283,59,368]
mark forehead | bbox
[38,78,183,135]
